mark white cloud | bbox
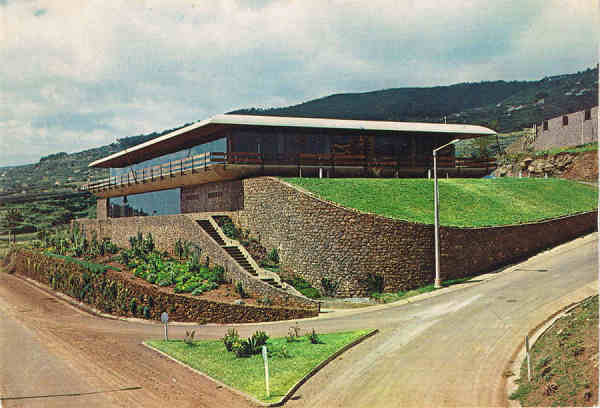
[0,0,597,166]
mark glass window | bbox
[109,189,180,218]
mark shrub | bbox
[232,339,254,358]
[235,282,248,298]
[307,328,323,344]
[129,298,137,315]
[184,329,195,345]
[174,239,184,258]
[143,305,151,319]
[366,273,384,295]
[267,248,279,264]
[287,322,301,343]
[223,328,240,352]
[251,330,269,349]
[321,277,339,297]
[212,265,225,283]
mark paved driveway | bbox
[0,233,597,407]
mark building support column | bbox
[96,198,109,220]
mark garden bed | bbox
[146,328,376,404]
[7,247,316,323]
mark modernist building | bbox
[534,106,598,151]
[83,114,496,218]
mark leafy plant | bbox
[366,273,384,295]
[287,323,301,343]
[321,277,339,297]
[235,282,248,298]
[307,329,323,344]
[267,248,279,264]
[223,328,240,352]
[184,330,196,345]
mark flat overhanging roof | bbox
[90,114,496,168]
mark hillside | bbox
[0,66,596,229]
[284,178,598,227]
[233,67,598,133]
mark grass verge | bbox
[146,329,374,403]
[510,295,598,406]
[284,178,597,227]
[371,277,475,303]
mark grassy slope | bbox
[147,329,372,403]
[284,178,598,227]
[511,295,598,406]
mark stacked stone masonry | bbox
[76,215,318,310]
[89,177,597,298]
[231,177,596,296]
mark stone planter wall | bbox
[10,249,316,323]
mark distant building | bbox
[534,106,598,151]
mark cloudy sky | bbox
[1,0,597,166]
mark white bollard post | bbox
[428,169,431,179]
[526,335,532,381]
[319,168,323,179]
[262,346,270,398]
[161,312,169,341]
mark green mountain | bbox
[0,66,597,200]
[231,66,598,133]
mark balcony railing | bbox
[81,151,496,193]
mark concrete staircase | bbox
[195,217,287,291]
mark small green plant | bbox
[129,298,137,315]
[235,282,248,298]
[143,305,151,319]
[267,248,279,264]
[321,277,339,297]
[307,328,323,344]
[366,273,384,295]
[286,322,301,342]
[223,328,240,352]
[174,239,184,258]
[251,330,269,349]
[258,295,272,306]
[184,329,196,345]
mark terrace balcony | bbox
[81,151,496,198]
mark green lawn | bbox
[146,329,373,403]
[284,178,597,227]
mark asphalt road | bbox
[0,233,597,407]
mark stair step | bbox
[197,220,226,246]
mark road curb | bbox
[505,281,598,406]
[143,328,378,407]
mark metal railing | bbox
[81,151,497,193]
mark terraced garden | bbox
[285,178,598,227]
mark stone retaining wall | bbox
[230,177,596,296]
[10,249,316,323]
[75,215,318,310]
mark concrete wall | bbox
[534,106,598,151]
[181,181,244,213]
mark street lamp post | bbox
[433,139,460,289]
